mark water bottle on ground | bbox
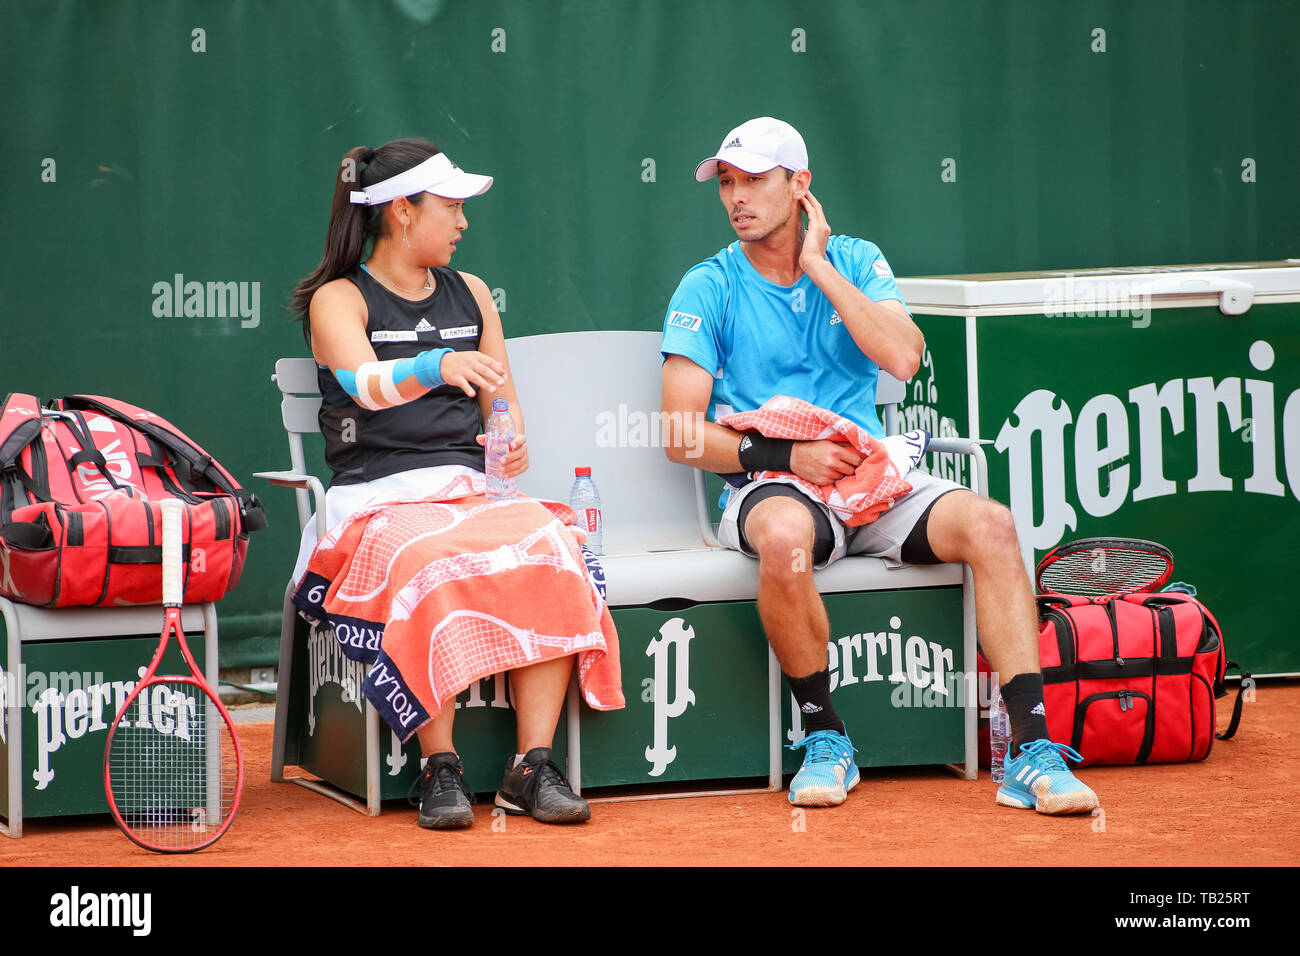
[485,399,516,501]
[569,466,603,554]
[989,676,1011,783]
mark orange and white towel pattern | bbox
[293,473,623,741]
[718,396,916,527]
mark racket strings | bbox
[1039,548,1172,596]
[106,679,239,851]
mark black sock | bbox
[785,669,844,735]
[1001,672,1050,753]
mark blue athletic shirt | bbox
[661,235,907,439]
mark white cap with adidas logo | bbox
[693,117,809,183]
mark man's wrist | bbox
[737,433,794,473]
[801,257,841,287]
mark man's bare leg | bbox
[922,490,1038,683]
[744,495,829,678]
[925,489,1098,813]
[744,494,858,806]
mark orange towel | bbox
[718,396,914,527]
[293,473,623,741]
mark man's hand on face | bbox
[797,190,833,275]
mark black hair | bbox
[289,138,441,339]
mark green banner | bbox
[2,633,206,819]
[583,589,965,788]
[3,1,1295,664]
[281,588,966,800]
[979,304,1300,673]
[283,618,566,798]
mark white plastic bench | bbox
[509,331,985,792]
[259,330,986,814]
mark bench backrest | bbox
[269,334,906,553]
[508,330,700,554]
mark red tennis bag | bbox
[1037,592,1241,765]
[0,393,267,607]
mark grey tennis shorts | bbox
[716,470,967,569]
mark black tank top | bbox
[318,265,485,485]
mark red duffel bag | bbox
[1036,591,1244,765]
[0,393,266,607]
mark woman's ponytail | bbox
[289,138,441,339]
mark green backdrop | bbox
[3,0,1296,663]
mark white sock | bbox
[513,753,526,769]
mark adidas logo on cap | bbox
[695,117,809,183]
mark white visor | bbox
[349,153,493,205]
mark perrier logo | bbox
[644,618,695,777]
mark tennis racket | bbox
[1035,536,1174,597]
[103,498,244,852]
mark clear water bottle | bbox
[989,676,1011,783]
[569,466,603,554]
[485,399,516,501]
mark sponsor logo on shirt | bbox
[414,318,435,333]
[667,311,703,333]
[829,311,842,326]
[873,258,894,279]
[371,330,418,343]
[439,325,477,340]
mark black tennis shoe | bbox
[494,747,590,823]
[409,752,475,829]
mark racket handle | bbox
[161,499,184,607]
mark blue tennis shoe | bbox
[997,739,1099,815]
[788,729,860,806]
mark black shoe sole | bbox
[417,806,474,829]
[494,792,590,824]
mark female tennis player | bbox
[289,139,594,829]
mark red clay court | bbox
[4,681,1295,868]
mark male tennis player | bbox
[660,117,1098,813]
